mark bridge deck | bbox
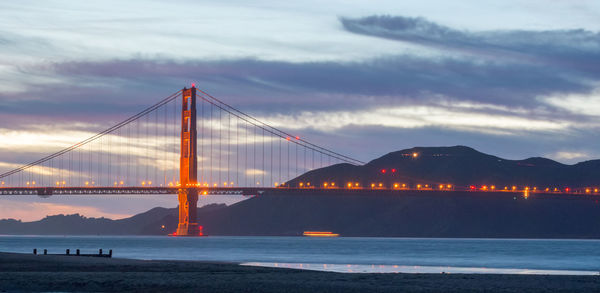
[0,186,594,196]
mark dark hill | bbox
[0,204,226,235]
[4,192,600,238]
[289,146,600,188]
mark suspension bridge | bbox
[0,86,367,236]
[1,86,597,236]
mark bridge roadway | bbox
[0,186,594,196]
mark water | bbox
[1,236,599,275]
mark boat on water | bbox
[303,231,340,237]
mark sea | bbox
[1,236,599,275]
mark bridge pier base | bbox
[176,189,202,236]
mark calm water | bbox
[1,236,599,275]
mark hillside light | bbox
[412,152,419,158]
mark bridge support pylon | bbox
[175,86,202,236]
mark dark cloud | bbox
[340,15,600,76]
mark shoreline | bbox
[2,252,600,292]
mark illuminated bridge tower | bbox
[176,86,201,236]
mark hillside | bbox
[289,146,600,188]
[3,191,600,238]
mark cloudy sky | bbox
[1,0,600,220]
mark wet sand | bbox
[1,252,600,292]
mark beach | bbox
[1,252,600,292]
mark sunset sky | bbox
[1,0,600,221]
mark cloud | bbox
[552,151,588,161]
[340,15,600,76]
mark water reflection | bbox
[242,262,599,275]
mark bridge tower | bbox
[176,86,201,236]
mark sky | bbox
[1,0,600,221]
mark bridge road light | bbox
[141,181,146,186]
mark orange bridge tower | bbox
[176,86,201,236]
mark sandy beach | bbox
[0,252,599,292]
